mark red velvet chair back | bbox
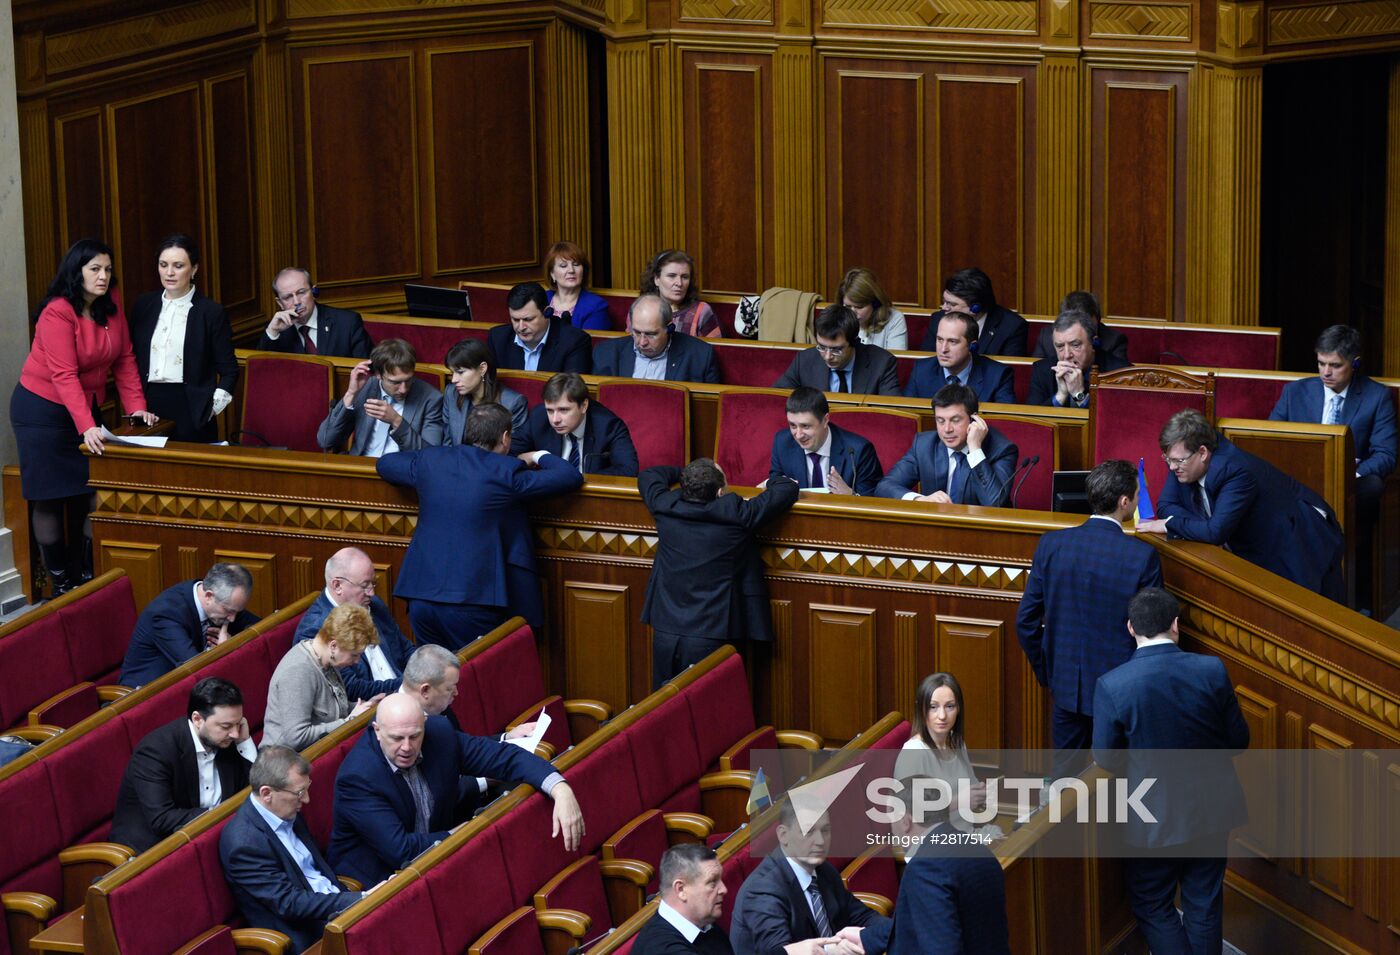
[596,291,633,331]
[1091,367,1214,501]
[459,282,512,325]
[240,354,336,452]
[498,370,551,408]
[710,342,802,388]
[1214,374,1289,420]
[361,321,466,367]
[709,299,739,338]
[598,381,690,470]
[904,312,932,350]
[828,409,919,475]
[714,390,790,487]
[982,415,1057,511]
[414,368,446,391]
[471,906,546,954]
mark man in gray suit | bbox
[773,305,900,397]
[317,338,444,455]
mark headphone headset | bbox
[968,338,978,355]
[967,302,982,314]
[310,286,319,299]
[1092,333,1102,350]
[1352,355,1362,370]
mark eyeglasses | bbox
[814,343,848,357]
[333,576,376,592]
[275,783,311,799]
[1161,450,1198,469]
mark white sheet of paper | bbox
[506,707,551,753]
[800,486,831,494]
[99,426,168,448]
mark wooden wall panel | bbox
[1306,724,1354,907]
[212,549,278,619]
[54,111,108,255]
[299,53,419,287]
[1235,685,1280,861]
[96,540,163,609]
[110,87,206,302]
[683,52,773,295]
[427,43,539,274]
[933,615,1004,751]
[827,65,923,303]
[207,74,257,310]
[1088,69,1189,321]
[562,581,631,712]
[807,604,876,742]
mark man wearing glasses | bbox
[1138,409,1344,600]
[257,266,372,358]
[120,562,260,687]
[773,305,901,396]
[295,547,413,701]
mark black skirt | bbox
[9,383,95,500]
[144,381,218,443]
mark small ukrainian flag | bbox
[746,767,772,815]
[1136,457,1156,523]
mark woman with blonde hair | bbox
[837,267,907,350]
[264,603,385,750]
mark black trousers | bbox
[651,630,731,690]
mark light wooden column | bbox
[1035,51,1081,315]
[604,0,660,287]
[773,38,818,292]
[1186,62,1262,326]
[1384,55,1400,377]
[253,34,294,305]
[546,20,592,248]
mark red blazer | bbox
[19,290,147,433]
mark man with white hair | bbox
[295,547,413,700]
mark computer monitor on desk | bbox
[1052,470,1092,515]
[404,284,473,321]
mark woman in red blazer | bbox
[10,238,157,595]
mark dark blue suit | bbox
[888,830,1010,955]
[1156,436,1344,598]
[920,306,1028,357]
[902,355,1015,404]
[1026,353,1131,406]
[295,593,413,700]
[1270,374,1397,480]
[768,423,882,496]
[486,318,593,374]
[729,850,891,955]
[591,331,720,384]
[219,797,362,953]
[327,715,555,885]
[1016,517,1163,755]
[1093,642,1249,955]
[377,445,583,647]
[522,402,639,477]
[120,580,259,686]
[255,304,373,359]
[874,428,1018,506]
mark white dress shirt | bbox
[148,286,197,383]
[248,796,339,894]
[364,393,407,458]
[658,899,712,943]
[188,720,257,809]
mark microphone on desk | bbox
[1160,350,1188,365]
[566,927,616,954]
[1011,454,1041,508]
[990,457,1033,507]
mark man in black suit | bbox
[522,372,638,476]
[120,563,260,687]
[730,802,891,955]
[918,267,1028,357]
[774,305,900,396]
[257,267,373,358]
[592,294,720,383]
[486,281,593,374]
[1093,587,1250,955]
[110,677,257,853]
[1031,290,1130,365]
[1027,309,1131,407]
[633,843,735,954]
[768,387,882,495]
[640,460,798,688]
[219,745,364,953]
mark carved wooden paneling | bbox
[807,604,876,743]
[43,0,257,77]
[1088,69,1188,321]
[769,599,794,728]
[178,546,201,581]
[933,615,1003,750]
[893,610,919,716]
[427,42,539,274]
[827,66,924,303]
[563,582,630,712]
[54,111,107,255]
[299,52,419,287]
[110,86,206,300]
[684,53,772,295]
[679,0,774,24]
[1268,0,1400,45]
[206,73,257,310]
[97,541,164,609]
[293,555,316,599]
[1387,763,1400,937]
[1306,723,1354,907]
[1234,684,1279,860]
[821,0,1037,33]
[1089,2,1192,40]
[212,549,277,618]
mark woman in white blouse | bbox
[894,672,987,831]
[838,267,908,351]
[129,233,238,441]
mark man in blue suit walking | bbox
[377,403,583,650]
[1093,587,1250,955]
[903,312,1015,403]
[875,383,1018,506]
[1017,460,1163,767]
[768,387,882,495]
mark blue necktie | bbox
[949,450,968,503]
[808,451,823,489]
[807,882,833,937]
[567,435,581,470]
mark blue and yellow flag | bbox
[746,766,772,815]
[1136,458,1156,522]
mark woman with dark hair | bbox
[544,240,610,330]
[640,249,719,338]
[10,238,156,595]
[894,671,988,829]
[129,233,238,442]
[441,338,529,453]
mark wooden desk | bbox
[29,906,84,954]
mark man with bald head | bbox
[295,547,413,700]
[327,693,584,885]
[592,294,721,383]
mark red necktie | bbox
[299,326,317,355]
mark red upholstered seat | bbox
[467,625,572,753]
[681,656,756,772]
[983,415,1057,511]
[238,354,336,452]
[842,848,900,901]
[602,810,669,896]
[459,282,512,325]
[415,367,446,390]
[343,873,448,955]
[448,663,490,735]
[598,381,690,470]
[497,370,550,408]
[57,573,136,686]
[0,612,74,729]
[904,312,932,350]
[500,792,584,905]
[564,734,644,857]
[711,342,801,388]
[533,856,614,942]
[1009,360,1034,404]
[0,760,64,905]
[301,734,360,851]
[471,906,547,955]
[361,321,466,367]
[828,409,919,476]
[717,852,762,933]
[27,683,99,728]
[49,716,133,845]
[172,925,239,955]
[714,390,790,487]
[103,822,226,955]
[1091,367,1214,502]
[1214,375,1288,420]
[596,291,633,331]
[425,827,519,950]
